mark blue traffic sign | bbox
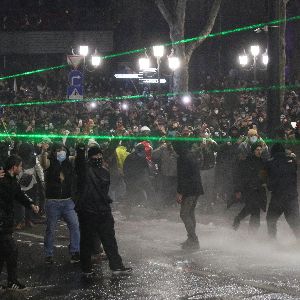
[68,70,83,87]
[67,86,83,99]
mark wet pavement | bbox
[1,206,300,299]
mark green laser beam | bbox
[1,15,299,82]
[103,15,300,59]
[0,132,299,145]
[1,84,299,108]
[0,65,67,82]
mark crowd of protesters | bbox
[0,68,300,290]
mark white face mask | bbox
[249,136,258,143]
[57,150,67,163]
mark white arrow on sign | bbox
[114,74,141,79]
[71,75,82,86]
[140,79,166,84]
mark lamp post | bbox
[250,45,260,82]
[153,45,165,96]
[238,45,268,83]
[138,47,180,97]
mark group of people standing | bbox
[0,128,299,291]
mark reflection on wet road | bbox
[1,208,300,299]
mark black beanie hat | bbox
[88,146,102,158]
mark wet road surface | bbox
[1,206,300,299]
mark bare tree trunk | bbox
[267,0,287,138]
[155,0,221,94]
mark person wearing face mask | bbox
[75,146,132,277]
[40,142,80,265]
[238,128,269,161]
[232,143,267,232]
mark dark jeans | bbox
[0,234,18,283]
[180,196,198,240]
[236,204,260,231]
[267,196,300,239]
[125,177,158,208]
[78,212,123,273]
[235,189,266,232]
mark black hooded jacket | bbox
[266,152,298,198]
[75,157,112,215]
[0,173,34,234]
[173,142,204,197]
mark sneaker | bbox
[45,256,54,264]
[70,252,80,264]
[111,266,132,276]
[7,281,28,291]
[232,217,240,231]
[181,238,200,250]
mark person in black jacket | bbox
[0,155,39,290]
[266,143,300,239]
[40,142,80,264]
[233,142,267,232]
[75,145,132,276]
[123,143,157,209]
[173,142,204,250]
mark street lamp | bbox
[153,45,165,95]
[79,45,89,57]
[250,45,260,82]
[238,52,249,67]
[250,45,260,57]
[168,56,180,71]
[238,45,268,82]
[262,50,269,66]
[91,53,101,67]
[139,57,150,71]
[69,46,101,70]
[153,45,165,58]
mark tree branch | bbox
[186,0,222,61]
[155,0,174,27]
[176,0,187,21]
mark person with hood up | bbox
[233,142,267,232]
[173,141,203,250]
[40,142,80,264]
[266,143,300,239]
[75,145,132,276]
[123,143,157,209]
